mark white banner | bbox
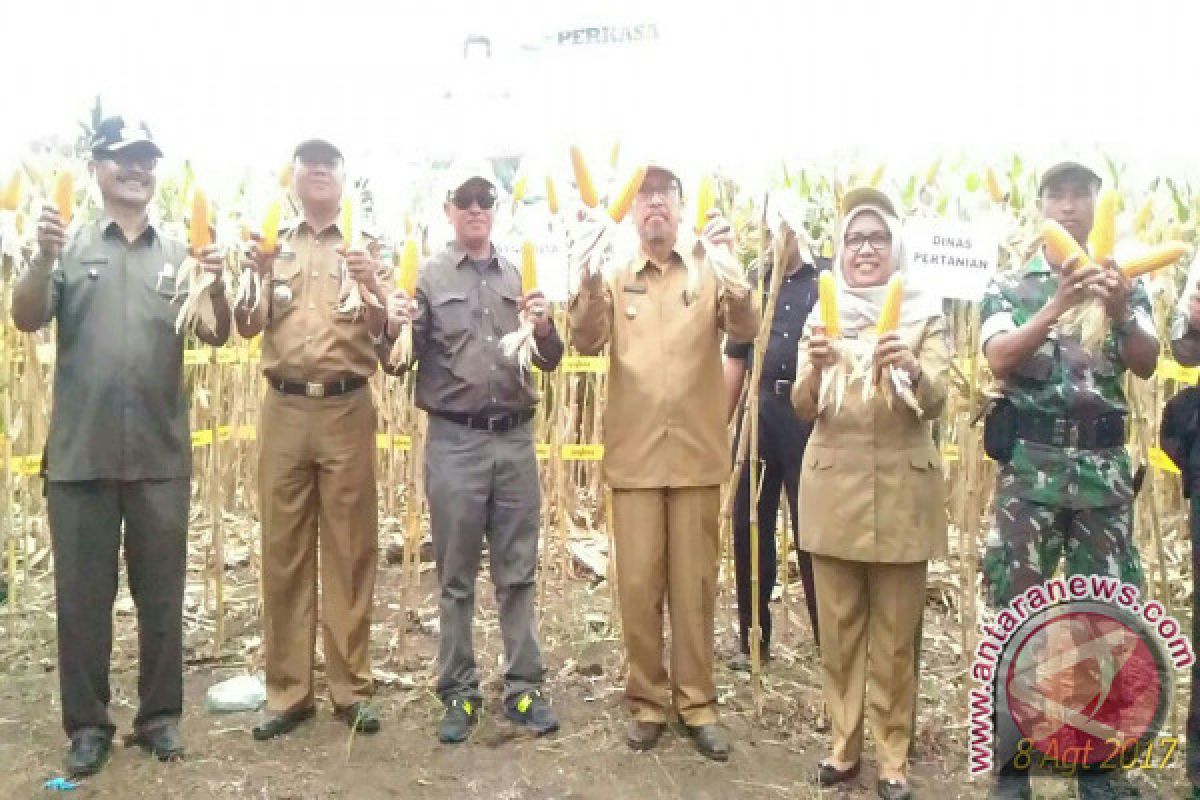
[905,220,998,301]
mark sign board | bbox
[905,220,998,301]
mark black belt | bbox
[1016,412,1126,450]
[431,409,534,433]
[268,375,368,398]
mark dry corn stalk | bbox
[388,238,420,369]
[173,255,220,335]
[499,241,541,373]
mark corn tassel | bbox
[545,176,559,215]
[0,169,22,212]
[388,238,421,369]
[1122,242,1190,279]
[190,189,213,253]
[607,165,646,223]
[868,164,885,187]
[53,170,74,227]
[818,271,840,337]
[570,146,598,208]
[1088,189,1119,262]
[876,274,904,334]
[924,157,942,187]
[499,241,541,373]
[985,167,1005,203]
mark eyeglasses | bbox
[450,187,497,210]
[637,181,681,200]
[844,232,892,252]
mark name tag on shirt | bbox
[622,284,647,294]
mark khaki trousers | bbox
[813,555,927,773]
[611,486,720,727]
[259,386,378,713]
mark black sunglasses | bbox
[450,187,497,210]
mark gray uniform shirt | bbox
[411,242,563,414]
[27,217,195,481]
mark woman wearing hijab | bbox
[791,187,949,800]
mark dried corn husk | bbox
[174,256,220,335]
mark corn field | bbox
[1,136,1198,761]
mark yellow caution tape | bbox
[191,430,213,447]
[561,444,604,461]
[238,426,257,441]
[215,348,243,365]
[184,349,212,366]
[535,443,551,460]
[1157,357,1199,385]
[1148,446,1181,475]
[561,356,607,373]
[8,455,41,475]
[375,434,413,451]
[942,443,960,462]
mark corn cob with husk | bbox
[1121,242,1189,278]
[173,188,221,335]
[236,199,279,313]
[1042,218,1107,352]
[608,165,646,224]
[335,197,383,318]
[689,174,751,302]
[569,146,598,208]
[53,170,74,227]
[388,238,420,369]
[498,241,542,373]
[985,167,1005,203]
[0,169,23,212]
[875,273,920,412]
[545,176,559,215]
[815,271,849,414]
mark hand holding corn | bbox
[522,290,551,337]
[874,333,919,383]
[1048,256,1105,317]
[33,207,66,268]
[806,331,837,369]
[194,245,226,295]
[339,247,384,305]
[698,209,735,252]
[386,289,414,338]
[244,234,278,277]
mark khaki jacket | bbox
[791,316,950,563]
[568,239,759,488]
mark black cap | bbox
[90,116,163,158]
[1038,161,1102,194]
[293,138,343,164]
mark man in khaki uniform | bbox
[236,139,392,740]
[568,164,758,760]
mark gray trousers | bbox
[47,479,189,737]
[424,415,545,704]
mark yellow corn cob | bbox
[512,174,527,203]
[520,241,538,293]
[818,271,840,338]
[261,199,282,253]
[569,146,598,208]
[986,167,1005,203]
[608,165,647,223]
[868,164,885,187]
[821,239,833,259]
[190,189,212,252]
[876,274,904,334]
[279,163,294,189]
[0,168,23,212]
[398,238,419,294]
[404,213,413,236]
[1088,189,1119,262]
[1121,242,1190,279]
[609,141,621,170]
[1041,220,1089,272]
[14,211,26,236]
[694,175,715,234]
[544,176,559,215]
[340,198,354,247]
[53,170,74,227]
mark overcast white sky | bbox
[3,0,1197,185]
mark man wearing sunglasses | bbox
[568,164,759,761]
[387,163,563,744]
[10,116,231,776]
[236,138,391,742]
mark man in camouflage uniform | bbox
[980,160,1157,800]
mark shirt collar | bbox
[1024,249,1052,276]
[448,240,498,269]
[98,214,157,245]
[635,237,692,276]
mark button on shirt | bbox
[33,217,195,481]
[410,243,564,414]
[259,220,388,383]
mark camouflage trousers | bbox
[982,494,1145,609]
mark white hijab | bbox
[807,204,943,335]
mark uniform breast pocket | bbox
[269,262,303,320]
[497,288,522,334]
[432,293,473,352]
[144,267,184,326]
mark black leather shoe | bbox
[685,724,730,762]
[65,728,112,778]
[817,759,861,787]
[878,778,913,799]
[625,720,666,751]
[126,722,184,761]
[334,702,381,734]
[252,706,315,741]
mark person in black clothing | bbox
[723,218,824,669]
